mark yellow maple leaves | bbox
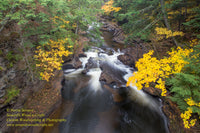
[34,38,73,81]
[51,16,70,28]
[189,39,198,47]
[185,97,200,107]
[126,47,193,96]
[101,0,121,14]
[180,97,200,128]
[155,27,184,40]
[126,47,199,128]
[181,107,197,128]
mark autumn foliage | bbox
[101,0,121,14]
[126,47,192,96]
[181,99,199,128]
[155,27,184,40]
[126,45,200,128]
[34,38,72,81]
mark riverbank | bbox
[0,70,63,132]
[100,16,199,133]
[0,33,90,133]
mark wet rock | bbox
[100,62,127,85]
[117,54,135,68]
[78,53,87,58]
[143,87,161,97]
[82,57,101,74]
[62,64,75,70]
[81,70,87,74]
[73,57,82,69]
[62,64,76,74]
[118,46,149,68]
[85,57,99,70]
[63,56,83,70]
[100,72,116,84]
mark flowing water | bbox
[41,47,169,133]
[41,26,170,133]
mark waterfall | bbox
[87,68,102,92]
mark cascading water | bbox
[41,23,170,133]
[41,46,169,133]
[87,68,102,92]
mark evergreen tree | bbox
[67,0,102,34]
[112,0,200,44]
[114,0,160,41]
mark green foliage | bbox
[87,23,104,46]
[112,0,200,42]
[84,44,91,51]
[5,51,22,68]
[0,50,3,55]
[113,0,160,41]
[183,6,200,37]
[5,86,20,103]
[0,66,3,71]
[1,0,103,81]
[1,0,103,47]
[165,0,200,38]
[67,0,103,34]
[9,62,13,68]
[6,51,23,62]
[167,45,200,115]
[5,51,15,61]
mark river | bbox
[40,29,170,133]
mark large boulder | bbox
[73,57,82,69]
[100,62,127,85]
[62,64,75,70]
[85,57,99,70]
[78,53,87,58]
[100,72,116,85]
[117,54,135,68]
[82,57,100,74]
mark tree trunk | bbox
[160,0,178,47]
[75,21,79,34]
[178,10,181,31]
